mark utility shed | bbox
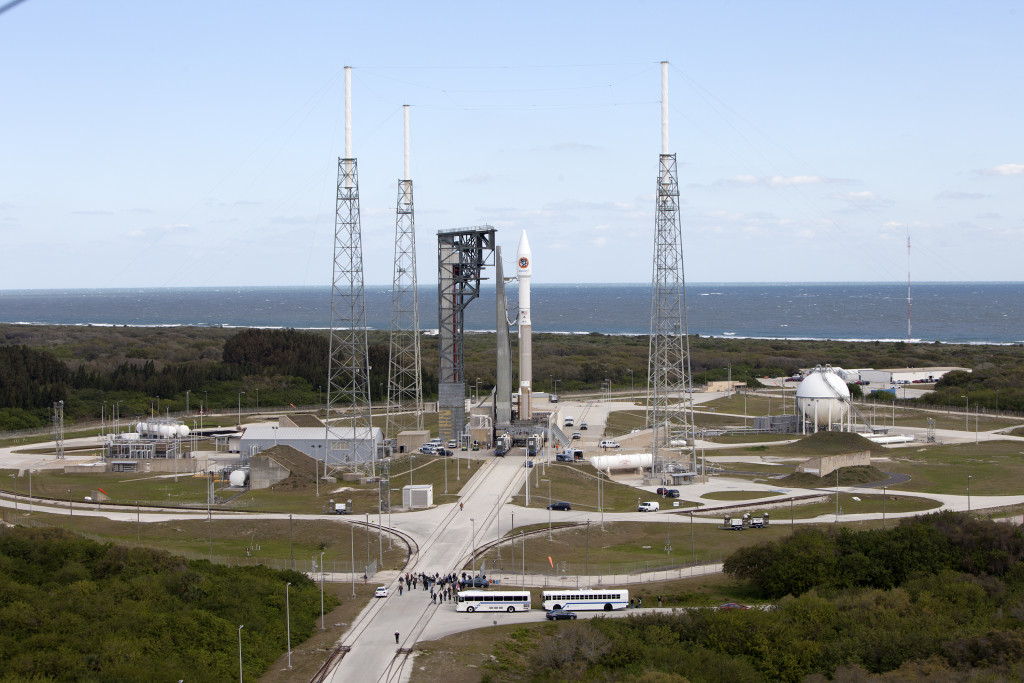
[402,484,433,509]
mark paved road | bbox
[326,451,528,682]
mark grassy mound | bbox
[777,464,889,488]
[776,430,887,456]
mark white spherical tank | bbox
[796,366,850,428]
[229,469,248,487]
[176,424,190,438]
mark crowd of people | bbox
[395,571,491,604]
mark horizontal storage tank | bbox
[228,469,248,487]
[589,453,653,472]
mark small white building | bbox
[238,425,384,465]
[402,484,433,509]
[859,367,969,385]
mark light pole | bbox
[475,377,481,404]
[238,391,245,427]
[470,517,476,576]
[285,582,292,669]
[68,488,73,530]
[688,510,696,563]
[882,486,886,529]
[961,394,968,431]
[238,625,244,682]
[320,551,326,631]
[255,388,259,412]
[542,478,551,539]
[968,475,972,512]
[350,523,356,597]
[585,519,591,583]
[9,475,17,513]
[835,469,840,523]
[186,389,191,415]
[272,426,278,446]
[27,469,32,513]
[553,379,560,398]
[627,369,634,397]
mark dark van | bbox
[546,501,572,511]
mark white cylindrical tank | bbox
[229,469,248,487]
[796,366,850,428]
[135,421,145,435]
[589,453,654,472]
[176,424,190,438]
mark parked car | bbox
[419,444,436,454]
[447,440,458,449]
[719,602,749,610]
[550,395,559,403]
[571,432,582,440]
[665,489,680,498]
[437,448,454,456]
[656,487,667,495]
[579,422,588,430]
[599,440,620,449]
[556,453,573,462]
[638,502,660,512]
[463,577,489,588]
[546,609,577,620]
[524,461,534,468]
[374,586,388,598]
[547,501,571,511]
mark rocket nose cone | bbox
[516,230,532,259]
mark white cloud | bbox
[72,209,114,216]
[714,174,824,188]
[766,175,824,187]
[0,202,15,210]
[935,190,990,200]
[983,163,1024,176]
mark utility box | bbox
[402,484,434,509]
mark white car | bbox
[638,502,660,512]
[374,586,388,598]
[599,440,620,449]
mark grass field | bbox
[1,451,479,516]
[5,511,409,575]
[510,462,701,513]
[878,441,1024,495]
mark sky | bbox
[1,1,1022,289]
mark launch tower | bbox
[647,61,695,477]
[437,227,496,443]
[386,105,424,440]
[326,66,376,473]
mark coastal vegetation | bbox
[0,526,337,681]
[2,323,1023,432]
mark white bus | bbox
[455,590,531,613]
[542,589,629,612]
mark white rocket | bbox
[517,231,533,419]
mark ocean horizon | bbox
[0,282,1021,345]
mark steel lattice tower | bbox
[325,67,375,474]
[386,105,423,440]
[648,62,695,477]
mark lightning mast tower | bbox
[386,105,424,440]
[326,66,375,474]
[647,61,695,478]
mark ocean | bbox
[0,283,1020,344]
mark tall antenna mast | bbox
[648,61,695,479]
[386,104,424,442]
[326,66,375,476]
[906,228,912,343]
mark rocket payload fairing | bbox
[517,231,532,419]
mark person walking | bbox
[395,632,400,644]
